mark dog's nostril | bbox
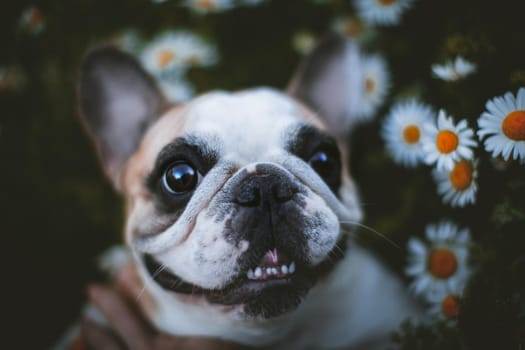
[234,171,297,207]
[272,183,295,203]
[235,186,261,207]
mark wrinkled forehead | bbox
[142,88,322,159]
[183,89,320,161]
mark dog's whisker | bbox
[339,220,400,249]
[136,263,168,301]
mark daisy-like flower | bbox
[19,6,46,34]
[159,77,195,103]
[183,0,234,14]
[432,56,477,82]
[406,221,472,303]
[0,66,25,93]
[428,282,463,321]
[97,245,132,278]
[432,159,478,207]
[331,16,375,43]
[477,87,525,162]
[421,110,477,171]
[292,31,317,56]
[382,99,434,167]
[354,0,414,26]
[355,54,390,121]
[141,31,218,77]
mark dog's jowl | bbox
[76,35,420,349]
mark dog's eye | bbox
[162,161,200,195]
[308,150,337,179]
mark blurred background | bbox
[2,0,524,348]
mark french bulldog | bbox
[75,34,420,349]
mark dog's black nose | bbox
[234,172,297,207]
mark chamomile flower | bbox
[159,77,195,103]
[477,88,525,162]
[331,16,375,43]
[355,54,390,121]
[428,283,463,321]
[183,0,234,14]
[432,159,478,207]
[354,0,414,26]
[382,99,434,167]
[19,6,46,34]
[141,31,218,77]
[406,221,472,302]
[421,110,477,171]
[97,245,132,278]
[0,66,25,93]
[432,56,477,82]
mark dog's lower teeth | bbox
[247,261,296,280]
[254,267,262,278]
[289,262,295,273]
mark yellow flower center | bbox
[378,0,397,5]
[157,50,175,68]
[29,8,44,28]
[428,248,457,279]
[403,124,420,144]
[436,130,459,154]
[195,0,216,9]
[502,110,525,141]
[441,294,460,319]
[449,160,473,191]
[365,78,375,94]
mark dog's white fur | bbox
[61,36,422,350]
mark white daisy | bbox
[382,99,434,167]
[355,54,390,121]
[183,0,234,13]
[331,16,375,43]
[97,245,132,278]
[428,282,463,321]
[421,110,477,171]
[432,159,478,207]
[405,221,472,303]
[477,87,525,162]
[19,6,46,34]
[141,31,218,77]
[432,56,477,82]
[159,77,195,103]
[0,66,25,93]
[292,31,317,56]
[354,0,414,26]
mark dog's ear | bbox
[287,34,363,142]
[77,46,169,191]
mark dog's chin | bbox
[143,237,347,318]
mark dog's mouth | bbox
[143,237,347,317]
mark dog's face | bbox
[78,35,363,320]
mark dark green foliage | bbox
[2,0,524,348]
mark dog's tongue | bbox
[261,248,290,267]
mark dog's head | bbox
[78,35,363,321]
